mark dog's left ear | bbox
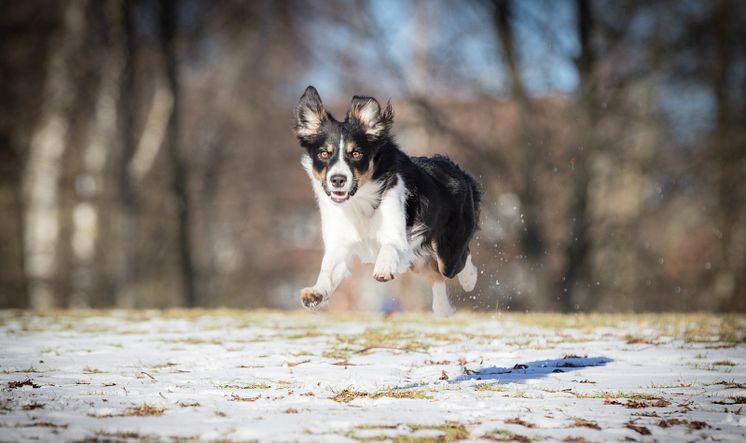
[347,96,394,141]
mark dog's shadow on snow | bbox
[398,356,612,390]
[448,356,613,384]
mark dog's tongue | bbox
[331,191,348,202]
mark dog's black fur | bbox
[358,145,481,278]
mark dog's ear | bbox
[294,86,327,140]
[347,96,393,141]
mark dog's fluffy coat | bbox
[294,86,481,316]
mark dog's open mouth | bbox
[330,191,349,203]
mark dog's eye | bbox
[318,151,330,160]
[351,151,362,160]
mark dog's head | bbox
[294,86,393,204]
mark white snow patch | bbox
[0,311,744,441]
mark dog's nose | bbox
[330,174,347,188]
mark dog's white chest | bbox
[315,177,410,266]
[317,183,385,263]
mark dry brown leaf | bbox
[626,423,651,435]
[572,418,601,430]
[505,417,535,428]
[230,393,260,402]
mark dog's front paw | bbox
[373,248,399,283]
[300,287,326,308]
[373,272,395,282]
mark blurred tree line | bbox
[0,0,744,312]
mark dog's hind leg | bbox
[412,256,456,317]
[457,254,477,292]
[432,281,456,318]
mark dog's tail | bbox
[463,171,482,230]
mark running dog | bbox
[293,86,481,316]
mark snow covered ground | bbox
[1,310,745,442]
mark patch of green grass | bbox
[421,332,461,342]
[322,346,356,360]
[681,316,746,344]
[281,331,321,340]
[345,430,392,441]
[2,366,40,374]
[502,312,632,330]
[510,390,530,398]
[540,388,576,395]
[150,362,178,369]
[67,324,120,334]
[162,337,224,345]
[385,313,470,326]
[177,401,200,408]
[123,403,164,416]
[217,382,271,390]
[165,437,202,443]
[710,379,746,389]
[347,422,469,442]
[334,328,430,353]
[475,383,506,392]
[289,351,313,357]
[370,390,431,400]
[646,382,692,389]
[159,308,258,321]
[481,428,539,442]
[331,389,432,403]
[712,360,736,366]
[95,430,150,440]
[486,312,746,345]
[691,362,733,372]
[573,391,664,400]
[119,329,148,335]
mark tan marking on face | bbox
[312,166,326,184]
[353,159,375,187]
[345,142,355,154]
[312,145,334,183]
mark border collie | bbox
[293,86,481,317]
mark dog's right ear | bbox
[294,86,327,141]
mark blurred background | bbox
[1,0,744,312]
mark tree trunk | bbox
[160,0,198,307]
[712,0,746,312]
[23,1,86,309]
[493,0,549,308]
[0,140,28,308]
[558,0,596,312]
[112,0,138,308]
[70,0,124,308]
